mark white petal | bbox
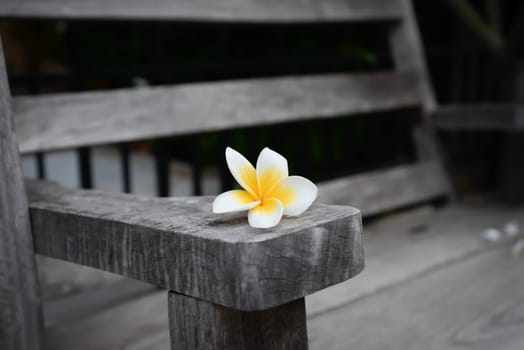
[256,147,288,197]
[225,147,259,199]
[213,190,260,213]
[267,176,317,216]
[248,198,284,228]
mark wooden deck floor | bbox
[43,204,524,349]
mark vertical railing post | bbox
[191,135,203,196]
[119,142,132,193]
[155,138,171,197]
[78,146,93,189]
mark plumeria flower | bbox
[213,147,317,229]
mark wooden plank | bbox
[316,161,448,216]
[0,38,43,350]
[43,278,154,327]
[14,72,422,154]
[45,290,170,350]
[0,0,403,22]
[309,246,524,350]
[434,104,524,130]
[388,0,456,200]
[168,292,308,349]
[37,256,127,301]
[412,125,440,161]
[26,179,364,311]
[389,0,436,113]
[307,204,524,315]
[42,204,524,350]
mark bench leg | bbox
[168,291,308,350]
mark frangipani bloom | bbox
[213,147,317,228]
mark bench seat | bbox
[27,179,364,311]
[43,203,524,349]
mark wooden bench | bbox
[0,0,453,349]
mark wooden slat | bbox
[0,0,403,22]
[37,256,127,302]
[26,179,363,311]
[44,290,170,350]
[43,278,154,327]
[14,72,422,154]
[0,38,43,350]
[389,0,436,113]
[317,161,449,216]
[434,104,524,131]
[309,246,524,350]
[307,204,524,316]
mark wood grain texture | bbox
[0,0,402,22]
[42,204,524,350]
[388,0,454,201]
[317,161,448,216]
[0,39,43,350]
[388,0,456,201]
[389,0,436,113]
[169,292,308,349]
[309,246,524,350]
[26,180,364,310]
[433,104,524,130]
[14,72,422,154]
[43,278,153,327]
[37,256,127,302]
[45,290,170,350]
[307,204,524,316]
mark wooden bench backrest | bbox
[2,0,451,217]
[0,1,449,349]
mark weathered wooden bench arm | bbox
[27,179,364,348]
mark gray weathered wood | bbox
[0,0,403,22]
[307,203,524,315]
[14,72,421,154]
[41,204,524,350]
[309,246,524,350]
[412,125,440,161]
[37,256,127,302]
[433,104,524,130]
[43,278,153,327]
[27,179,364,311]
[168,292,308,350]
[0,38,43,350]
[389,0,436,113]
[389,0,454,199]
[45,290,171,350]
[317,161,448,216]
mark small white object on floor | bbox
[504,221,520,237]
[512,240,524,257]
[481,228,502,242]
